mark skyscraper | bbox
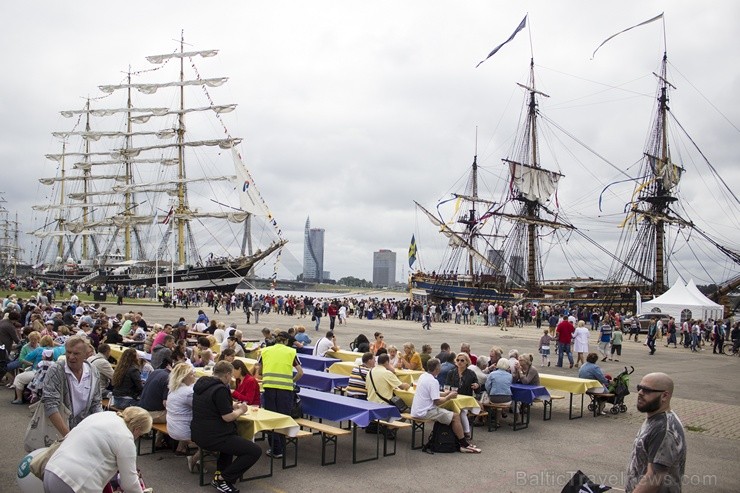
[373,249,396,287]
[303,216,325,283]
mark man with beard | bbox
[625,372,686,492]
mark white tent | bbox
[641,279,724,322]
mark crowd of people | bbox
[0,285,719,492]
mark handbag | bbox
[290,393,302,419]
[480,391,491,406]
[24,400,70,453]
[29,439,63,479]
[368,370,409,413]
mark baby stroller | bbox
[589,366,634,415]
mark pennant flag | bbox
[591,13,664,59]
[162,207,174,225]
[408,235,417,268]
[635,290,642,316]
[476,15,527,68]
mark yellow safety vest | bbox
[261,344,296,391]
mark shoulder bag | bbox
[24,399,71,453]
[368,370,409,413]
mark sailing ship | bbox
[33,34,286,291]
[412,58,577,304]
[412,39,740,313]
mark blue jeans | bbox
[557,342,573,366]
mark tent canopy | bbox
[640,279,723,322]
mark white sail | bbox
[146,49,219,64]
[99,78,228,95]
[112,176,235,193]
[231,148,267,216]
[61,107,169,118]
[111,138,242,158]
[507,160,562,205]
[73,158,179,170]
[39,174,126,185]
[52,130,176,141]
[33,203,126,212]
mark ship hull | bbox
[37,261,260,292]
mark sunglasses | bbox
[379,336,384,339]
[455,359,467,362]
[636,384,666,394]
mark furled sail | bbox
[99,78,228,95]
[61,107,169,118]
[73,158,179,170]
[146,49,219,64]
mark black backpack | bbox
[423,422,458,453]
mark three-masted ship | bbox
[411,58,576,303]
[33,34,286,291]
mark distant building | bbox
[303,217,325,283]
[486,248,505,276]
[373,249,396,287]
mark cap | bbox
[45,320,55,325]
[177,321,187,327]
[42,349,53,358]
[230,322,238,328]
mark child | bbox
[27,349,55,403]
[539,329,553,367]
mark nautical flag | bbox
[162,207,174,225]
[591,13,664,59]
[408,235,417,268]
[476,15,527,68]
[636,290,643,316]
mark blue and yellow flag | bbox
[408,235,417,268]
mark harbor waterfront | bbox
[3,300,738,492]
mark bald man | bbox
[625,372,686,493]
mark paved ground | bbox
[2,301,738,492]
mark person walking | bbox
[598,315,613,362]
[555,317,575,368]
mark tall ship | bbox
[33,34,286,291]
[412,57,577,304]
[411,24,740,313]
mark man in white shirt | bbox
[410,358,480,453]
[313,331,339,357]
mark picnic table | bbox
[539,374,603,419]
[297,345,315,355]
[325,349,362,362]
[393,388,481,415]
[297,354,341,372]
[327,362,422,385]
[510,383,551,430]
[108,344,151,362]
[297,388,402,463]
[236,407,299,440]
[297,369,350,392]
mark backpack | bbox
[423,422,458,453]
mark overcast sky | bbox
[1,1,738,286]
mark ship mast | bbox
[176,33,187,266]
[526,58,539,292]
[57,141,66,261]
[82,99,91,261]
[653,53,673,292]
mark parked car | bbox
[635,313,670,334]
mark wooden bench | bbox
[295,418,351,466]
[400,412,433,450]
[137,422,170,456]
[273,428,313,469]
[377,420,412,456]
[482,401,511,431]
[533,394,564,421]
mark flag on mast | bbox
[476,14,527,68]
[162,207,174,225]
[408,235,417,268]
[591,12,664,59]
